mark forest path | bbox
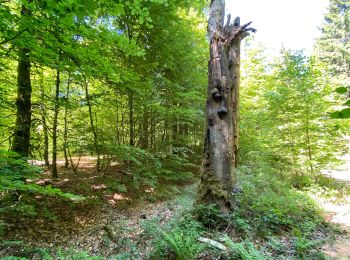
[321,153,350,259]
[68,183,197,258]
[322,153,350,228]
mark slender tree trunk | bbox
[51,70,60,179]
[41,111,50,167]
[196,0,255,210]
[63,77,70,169]
[172,116,179,154]
[305,117,314,175]
[161,119,168,148]
[39,72,49,167]
[140,107,149,149]
[84,80,101,172]
[150,109,156,152]
[128,91,135,146]
[121,103,125,144]
[12,2,33,157]
[115,92,120,144]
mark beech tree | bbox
[11,1,33,156]
[196,0,255,209]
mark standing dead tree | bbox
[196,0,255,210]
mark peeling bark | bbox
[196,0,255,210]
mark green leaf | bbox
[330,108,350,119]
[330,111,341,119]
[335,87,348,94]
[343,99,350,106]
[340,108,350,118]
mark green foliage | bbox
[224,237,267,260]
[316,0,350,118]
[148,214,204,259]
[0,150,83,201]
[236,166,326,236]
[330,107,350,118]
[240,47,348,179]
[107,181,127,193]
[104,145,195,189]
[335,87,348,94]
[192,161,331,258]
[0,247,103,260]
[193,203,226,229]
[49,248,103,260]
[0,149,84,225]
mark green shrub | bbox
[0,150,83,201]
[234,166,326,237]
[193,203,227,229]
[0,150,84,228]
[103,145,196,189]
[53,248,103,260]
[0,247,103,260]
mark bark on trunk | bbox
[11,2,32,157]
[128,91,135,147]
[196,0,255,210]
[84,80,101,172]
[140,107,149,149]
[39,72,50,168]
[63,77,71,169]
[51,70,60,179]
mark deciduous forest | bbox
[1,0,350,259]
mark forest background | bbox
[0,0,350,259]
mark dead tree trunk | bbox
[196,0,255,210]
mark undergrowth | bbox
[146,162,337,259]
[0,242,103,259]
[0,148,345,259]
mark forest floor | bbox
[2,156,350,259]
[0,157,198,258]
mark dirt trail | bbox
[322,153,350,228]
[321,154,350,259]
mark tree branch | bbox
[0,28,28,45]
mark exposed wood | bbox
[198,237,227,251]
